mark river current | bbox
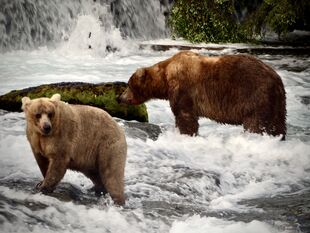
[0,1,310,232]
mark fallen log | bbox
[0,82,148,122]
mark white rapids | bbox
[0,4,310,233]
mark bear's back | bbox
[58,102,124,144]
[58,103,125,169]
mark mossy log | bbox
[0,82,148,122]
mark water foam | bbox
[170,215,291,233]
[57,14,137,57]
[0,186,169,233]
[0,40,309,232]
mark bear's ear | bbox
[50,93,61,102]
[21,97,31,111]
[136,68,146,79]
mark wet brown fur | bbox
[120,51,286,138]
[22,94,127,205]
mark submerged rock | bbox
[0,82,148,122]
[118,119,162,141]
[240,190,310,233]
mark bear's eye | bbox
[48,112,53,118]
[35,113,41,119]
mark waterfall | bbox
[110,0,171,39]
[0,0,172,52]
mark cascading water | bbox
[0,0,78,51]
[110,0,171,39]
[0,0,171,53]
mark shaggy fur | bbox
[120,51,286,138]
[22,94,127,205]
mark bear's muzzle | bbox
[119,88,142,105]
[42,122,52,135]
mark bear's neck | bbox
[151,77,168,100]
[153,88,168,100]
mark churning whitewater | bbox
[0,0,310,233]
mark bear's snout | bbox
[119,88,132,104]
[42,122,52,135]
[118,95,129,105]
[119,88,142,105]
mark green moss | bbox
[243,0,310,38]
[0,82,148,122]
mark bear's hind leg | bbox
[98,145,126,205]
[264,119,286,140]
[243,117,265,135]
[98,166,125,205]
[243,114,286,139]
[85,171,107,196]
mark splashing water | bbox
[0,0,310,232]
[0,0,170,52]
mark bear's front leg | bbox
[33,153,49,177]
[170,94,199,136]
[175,110,199,136]
[37,157,68,193]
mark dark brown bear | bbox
[120,51,286,139]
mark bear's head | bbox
[21,94,61,136]
[119,68,149,105]
[119,67,167,105]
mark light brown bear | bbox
[22,94,127,205]
[119,51,286,139]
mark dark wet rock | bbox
[0,178,99,206]
[119,119,162,141]
[106,45,119,53]
[140,43,310,55]
[126,166,221,218]
[141,201,202,218]
[0,210,17,224]
[0,192,57,229]
[300,96,310,105]
[286,123,310,142]
[240,190,310,233]
[279,64,309,73]
[236,47,310,56]
[0,180,79,231]
[139,43,226,52]
[0,82,148,122]
[172,165,221,187]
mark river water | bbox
[0,1,310,233]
